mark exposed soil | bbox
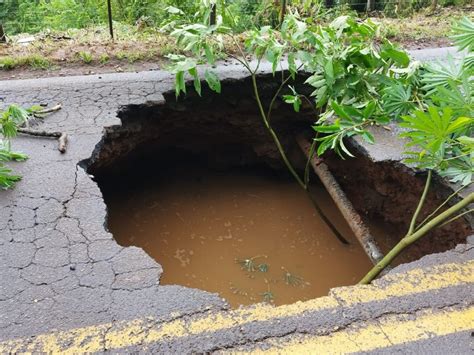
[325,148,471,262]
[0,38,446,81]
[0,58,165,80]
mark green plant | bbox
[236,255,267,272]
[0,57,16,70]
[78,51,94,64]
[99,53,110,64]
[0,55,50,70]
[23,54,51,70]
[0,105,30,189]
[359,18,474,283]
[260,279,274,303]
[282,267,306,287]
[451,16,474,51]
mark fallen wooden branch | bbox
[35,104,62,115]
[297,135,385,265]
[17,128,68,153]
[58,133,68,153]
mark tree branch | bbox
[359,192,474,284]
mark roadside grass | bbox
[375,6,470,46]
[78,51,94,64]
[0,7,470,72]
[0,54,51,70]
[0,23,177,71]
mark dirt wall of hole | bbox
[325,144,471,261]
[86,75,312,177]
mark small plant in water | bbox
[282,267,308,287]
[260,279,275,304]
[236,255,267,272]
[257,263,269,273]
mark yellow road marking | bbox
[0,260,472,353]
[246,306,474,354]
[332,261,474,305]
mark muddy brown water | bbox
[103,165,373,307]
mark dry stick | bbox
[17,128,68,154]
[36,104,62,115]
[17,128,62,138]
[58,133,68,153]
[297,136,388,258]
[359,192,474,284]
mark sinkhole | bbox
[83,74,471,307]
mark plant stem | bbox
[408,170,432,235]
[359,192,474,284]
[266,66,302,122]
[416,181,472,230]
[251,73,306,189]
[304,137,317,188]
[438,208,474,228]
[252,73,346,244]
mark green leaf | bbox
[422,56,465,95]
[313,124,340,133]
[189,67,201,96]
[331,102,352,121]
[447,116,472,134]
[458,136,474,147]
[382,82,415,118]
[339,138,355,158]
[316,137,334,156]
[0,164,22,190]
[283,94,301,112]
[288,52,297,79]
[451,17,474,52]
[381,47,410,67]
[361,131,375,144]
[203,43,215,65]
[363,101,377,119]
[204,70,221,93]
[175,71,186,97]
[324,60,335,86]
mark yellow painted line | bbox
[0,260,472,353]
[245,306,474,354]
[331,260,474,305]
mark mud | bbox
[100,158,371,307]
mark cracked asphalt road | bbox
[0,47,472,353]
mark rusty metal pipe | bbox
[297,136,384,265]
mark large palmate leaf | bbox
[421,56,466,95]
[431,75,474,117]
[451,17,474,52]
[400,106,474,184]
[381,82,416,118]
